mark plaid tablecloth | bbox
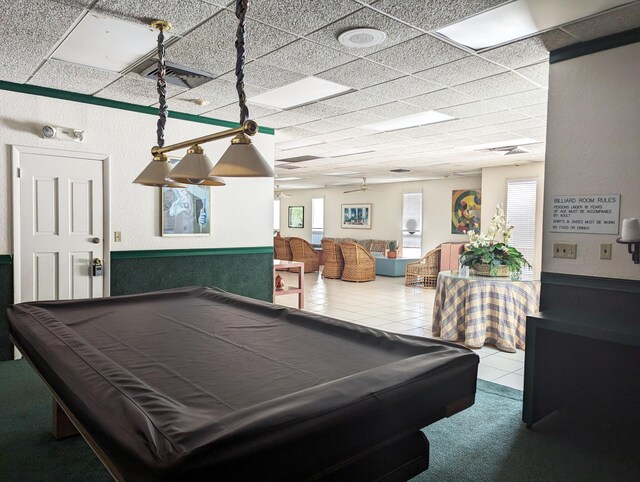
[432,271,540,352]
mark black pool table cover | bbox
[8,286,479,481]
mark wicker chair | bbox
[289,237,320,273]
[321,239,344,279]
[274,235,292,261]
[405,247,441,288]
[340,242,376,282]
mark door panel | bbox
[19,153,104,303]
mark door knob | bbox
[92,237,100,244]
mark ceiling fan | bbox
[275,185,291,199]
[344,177,372,194]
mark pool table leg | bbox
[53,398,79,440]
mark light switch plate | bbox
[553,243,577,259]
[600,243,612,260]
[114,231,122,242]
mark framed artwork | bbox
[451,189,481,234]
[162,168,211,236]
[288,206,304,228]
[342,203,372,229]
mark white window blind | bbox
[311,197,324,244]
[273,199,280,231]
[402,192,423,258]
[506,179,537,272]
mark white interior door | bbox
[13,147,108,306]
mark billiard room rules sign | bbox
[550,194,620,234]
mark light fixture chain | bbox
[156,29,168,148]
[235,0,249,125]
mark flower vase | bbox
[472,263,509,277]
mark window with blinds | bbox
[311,197,324,244]
[402,192,423,258]
[506,179,537,273]
[273,199,280,231]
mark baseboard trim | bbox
[0,255,12,265]
[111,246,273,259]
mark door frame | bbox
[11,145,111,303]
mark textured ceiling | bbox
[1,0,640,190]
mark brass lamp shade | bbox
[165,145,226,186]
[133,155,184,187]
[209,134,275,178]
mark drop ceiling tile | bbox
[368,34,467,73]
[220,61,305,90]
[96,73,187,105]
[455,72,538,100]
[297,119,346,133]
[206,102,281,123]
[360,75,441,101]
[275,126,319,141]
[439,100,505,118]
[307,7,423,56]
[358,101,425,119]
[469,110,528,126]
[259,39,357,76]
[172,78,265,112]
[168,10,296,77]
[28,59,121,94]
[255,110,318,129]
[455,125,505,138]
[514,103,548,118]
[286,102,350,120]
[0,0,83,81]
[323,89,390,110]
[492,89,548,109]
[94,0,222,35]
[316,58,404,89]
[404,88,474,110]
[414,56,508,87]
[327,111,384,127]
[481,30,577,69]
[247,0,360,36]
[336,132,404,148]
[563,3,640,42]
[429,118,482,133]
[511,127,547,140]
[372,0,507,31]
[324,127,379,142]
[498,118,545,132]
[516,61,549,87]
[389,125,441,138]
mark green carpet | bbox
[1,360,638,481]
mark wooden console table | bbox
[273,259,304,309]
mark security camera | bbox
[42,125,85,142]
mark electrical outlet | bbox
[114,231,122,242]
[553,243,577,259]
[600,243,612,260]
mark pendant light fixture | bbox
[134,0,275,186]
[133,20,199,187]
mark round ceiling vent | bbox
[338,28,387,48]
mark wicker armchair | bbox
[405,247,441,288]
[274,235,292,261]
[321,239,344,279]
[340,242,376,282]
[289,237,320,273]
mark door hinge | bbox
[16,167,21,178]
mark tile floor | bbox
[275,270,525,391]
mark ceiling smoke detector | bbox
[338,28,387,48]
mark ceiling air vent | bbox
[390,168,411,173]
[277,155,322,163]
[137,59,214,89]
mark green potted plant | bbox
[459,204,531,277]
[387,240,398,259]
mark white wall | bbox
[544,41,640,280]
[0,90,275,254]
[481,163,545,277]
[278,176,481,252]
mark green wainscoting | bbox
[0,258,13,361]
[0,248,273,361]
[110,248,274,301]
